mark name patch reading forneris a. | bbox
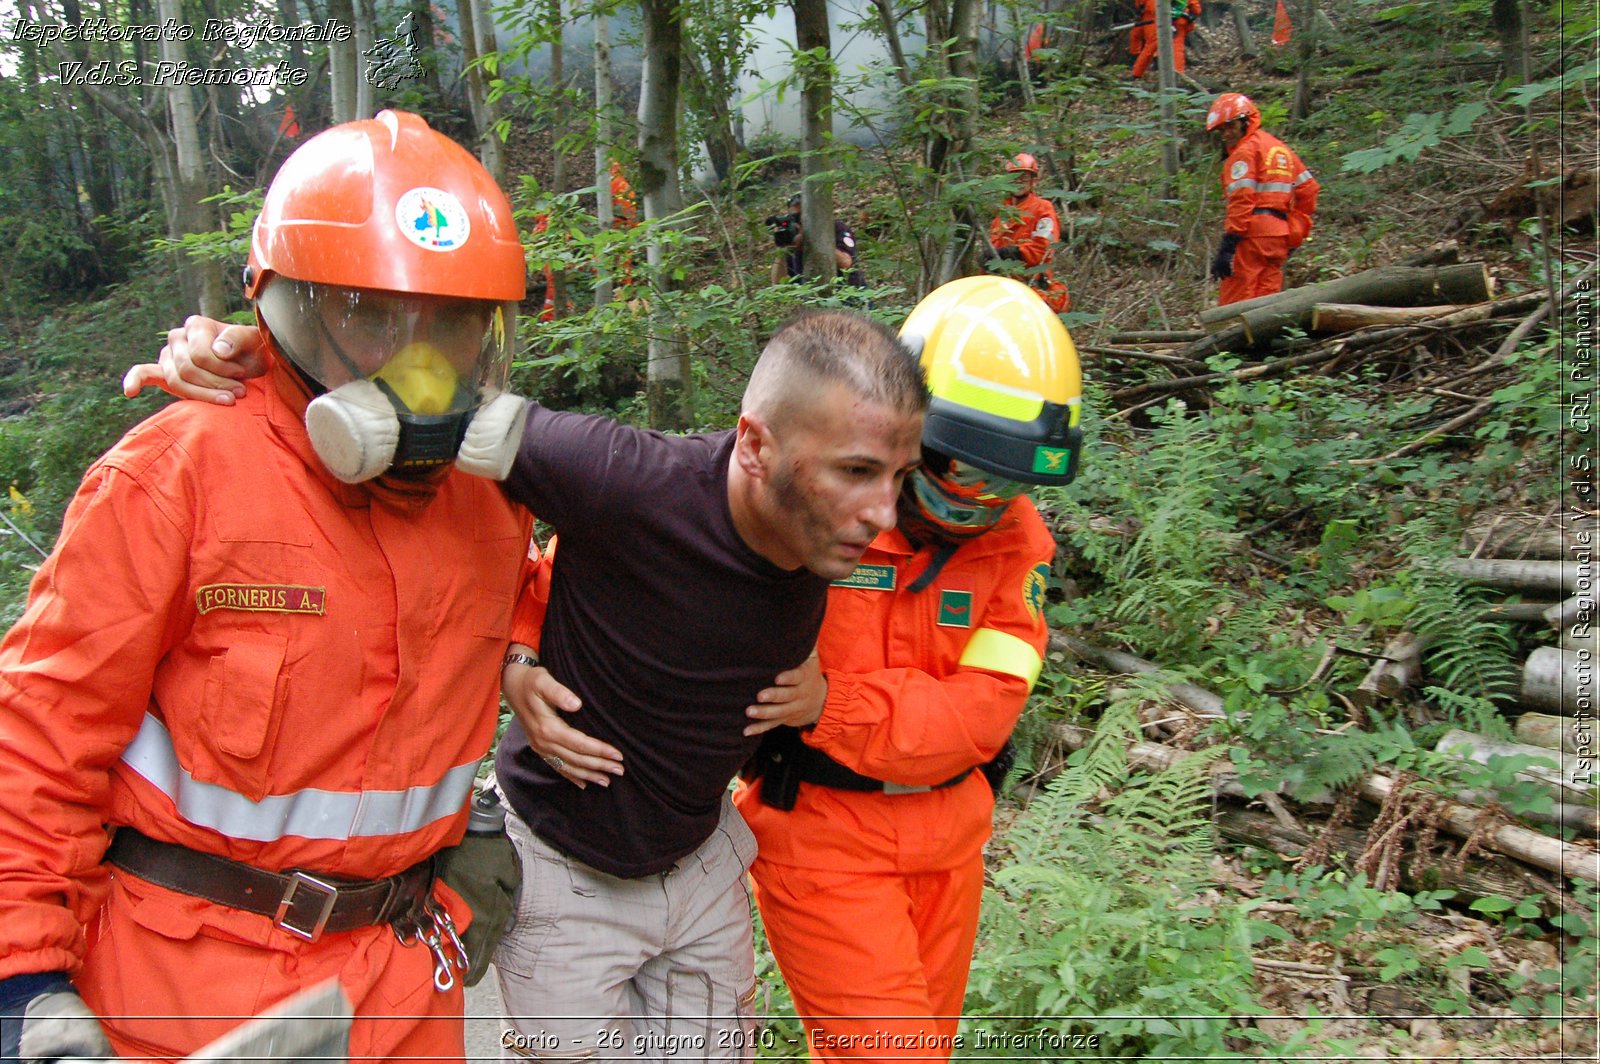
[195,584,327,616]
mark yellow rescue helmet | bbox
[899,275,1083,485]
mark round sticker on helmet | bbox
[395,187,471,252]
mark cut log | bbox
[1197,263,1495,346]
[1396,240,1461,267]
[1440,557,1587,596]
[1481,601,1561,623]
[1515,712,1586,754]
[1437,728,1589,795]
[1521,646,1596,715]
[1215,806,1557,908]
[1351,631,1430,709]
[1462,513,1588,560]
[1309,302,1489,333]
[1545,595,1594,631]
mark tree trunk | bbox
[156,0,224,318]
[1231,3,1257,58]
[870,0,913,85]
[792,0,836,284]
[1515,712,1585,754]
[1199,263,1495,345]
[1521,647,1595,715]
[456,0,504,182]
[1290,0,1316,120]
[354,0,377,118]
[637,0,692,430]
[681,45,732,186]
[1440,558,1586,596]
[1155,0,1178,181]
[548,0,570,320]
[327,0,359,122]
[593,8,616,308]
[1492,0,1524,83]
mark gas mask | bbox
[258,278,526,483]
[897,451,1028,546]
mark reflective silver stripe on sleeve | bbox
[1293,170,1314,186]
[1256,181,1296,193]
[119,713,479,842]
[1226,178,1259,193]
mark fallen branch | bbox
[1050,633,1225,718]
[1106,329,1206,344]
[1215,806,1564,908]
[1082,345,1207,369]
[1347,398,1497,465]
[1309,302,1491,332]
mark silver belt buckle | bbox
[275,871,339,941]
[882,781,931,796]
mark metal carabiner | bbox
[417,922,457,993]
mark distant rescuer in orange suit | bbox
[1206,92,1320,305]
[737,275,1084,1061]
[0,111,540,1062]
[1130,0,1202,78]
[987,153,1070,313]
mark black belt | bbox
[1253,207,1289,220]
[791,744,972,794]
[106,828,435,942]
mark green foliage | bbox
[1339,102,1489,173]
[968,702,1269,1058]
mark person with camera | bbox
[768,193,866,289]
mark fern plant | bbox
[968,701,1272,1058]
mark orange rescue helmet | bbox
[245,110,526,304]
[1205,92,1260,136]
[1005,152,1041,175]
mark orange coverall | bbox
[735,503,1055,1060]
[990,192,1070,313]
[0,376,536,1061]
[535,170,639,321]
[1130,0,1201,77]
[1218,127,1319,304]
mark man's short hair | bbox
[744,311,928,430]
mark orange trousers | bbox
[752,857,983,1061]
[79,871,467,1062]
[1218,234,1289,305]
[1130,19,1193,76]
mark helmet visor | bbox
[258,279,516,415]
[906,460,1026,534]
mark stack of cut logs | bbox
[1039,511,1599,900]
[1091,244,1594,450]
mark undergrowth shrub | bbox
[968,702,1277,1058]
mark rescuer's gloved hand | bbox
[0,974,113,1063]
[1210,232,1242,280]
[994,246,1023,262]
[436,787,522,987]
